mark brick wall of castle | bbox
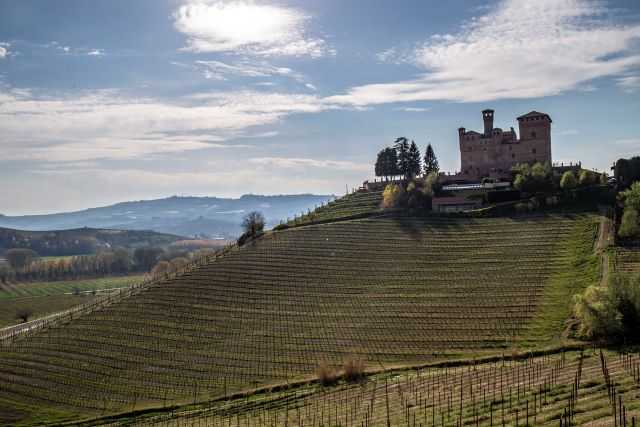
[458,110,552,180]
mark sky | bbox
[1,0,639,215]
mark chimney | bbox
[482,109,494,136]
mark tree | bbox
[619,208,639,238]
[242,211,265,237]
[394,137,410,179]
[621,182,640,212]
[579,169,595,186]
[5,248,38,270]
[381,183,405,209]
[133,247,165,272]
[407,141,422,179]
[15,308,33,323]
[423,144,439,175]
[374,149,385,179]
[574,273,640,343]
[382,147,400,179]
[560,171,577,190]
[513,174,526,191]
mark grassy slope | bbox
[0,213,600,425]
[287,190,383,226]
[0,276,143,328]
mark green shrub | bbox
[619,208,639,238]
[574,273,640,343]
[560,171,577,190]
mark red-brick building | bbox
[458,109,552,180]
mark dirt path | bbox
[595,214,613,287]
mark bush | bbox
[619,208,640,238]
[381,184,404,209]
[15,308,33,323]
[238,211,265,246]
[574,273,640,343]
[560,171,577,190]
[578,169,596,186]
[342,356,365,382]
[316,361,338,385]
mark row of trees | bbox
[0,246,195,284]
[512,162,606,193]
[375,139,439,181]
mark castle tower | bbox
[482,109,494,136]
[517,111,552,164]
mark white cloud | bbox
[0,44,8,58]
[617,75,640,93]
[0,89,331,162]
[249,157,369,172]
[305,83,317,91]
[194,60,304,82]
[173,1,331,57]
[395,107,430,112]
[328,0,640,106]
[87,49,104,56]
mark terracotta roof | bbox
[517,111,552,122]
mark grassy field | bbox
[0,276,143,328]
[89,348,639,427]
[0,213,600,425]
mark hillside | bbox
[0,194,334,239]
[0,227,183,257]
[0,212,600,424]
[288,190,383,226]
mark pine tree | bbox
[394,137,410,179]
[423,143,439,175]
[408,141,422,178]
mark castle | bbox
[458,109,552,180]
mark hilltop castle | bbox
[458,109,552,180]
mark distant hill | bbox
[0,194,334,238]
[0,227,183,256]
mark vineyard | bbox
[0,276,142,328]
[614,248,640,274]
[84,348,640,426]
[287,190,383,226]
[0,213,600,425]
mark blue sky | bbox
[1,0,639,215]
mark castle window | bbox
[531,131,537,138]
[532,148,537,154]
[512,154,515,159]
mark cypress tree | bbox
[424,143,439,175]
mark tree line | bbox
[0,246,209,284]
[375,138,439,181]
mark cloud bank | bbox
[0,89,330,162]
[328,0,640,106]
